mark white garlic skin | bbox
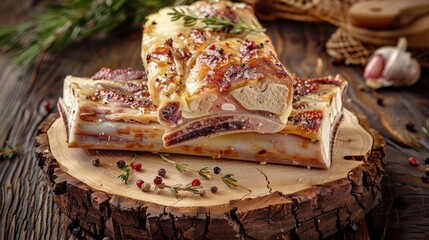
[364,46,421,89]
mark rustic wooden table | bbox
[1,2,428,240]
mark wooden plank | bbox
[36,110,383,239]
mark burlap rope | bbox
[242,0,429,68]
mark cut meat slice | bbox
[59,70,347,168]
[142,1,293,147]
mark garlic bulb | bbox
[364,38,421,89]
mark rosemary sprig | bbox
[168,7,265,34]
[0,145,19,159]
[159,154,251,192]
[0,0,194,66]
[167,183,203,199]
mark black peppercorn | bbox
[211,186,218,193]
[199,190,206,197]
[158,168,167,177]
[92,158,100,167]
[116,160,126,169]
[213,167,221,175]
[405,122,417,133]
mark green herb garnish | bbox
[0,145,19,159]
[168,7,265,34]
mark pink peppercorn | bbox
[136,180,144,188]
[154,176,163,185]
[132,162,142,171]
[408,157,418,166]
[192,179,201,187]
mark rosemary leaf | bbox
[198,167,211,179]
[130,155,138,164]
[169,7,265,34]
[171,186,179,199]
[0,145,19,159]
[160,154,251,192]
[0,0,192,66]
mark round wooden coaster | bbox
[35,110,384,239]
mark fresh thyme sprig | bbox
[166,183,203,199]
[159,154,251,192]
[118,168,131,184]
[0,0,194,66]
[117,155,138,184]
[168,7,266,34]
[0,145,19,159]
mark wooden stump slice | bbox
[35,109,384,240]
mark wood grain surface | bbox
[45,110,367,205]
[35,109,382,239]
[1,1,428,239]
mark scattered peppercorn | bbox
[192,179,201,187]
[218,48,224,54]
[213,167,221,175]
[256,43,264,49]
[154,176,163,185]
[425,157,429,165]
[158,168,167,177]
[244,40,256,50]
[132,162,142,171]
[405,122,417,133]
[209,44,216,50]
[408,157,418,166]
[199,190,206,197]
[142,183,151,192]
[211,186,218,193]
[116,160,126,169]
[421,176,429,183]
[136,180,144,188]
[92,158,100,167]
[376,98,384,106]
[43,101,51,112]
[240,63,245,68]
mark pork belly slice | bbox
[142,1,293,147]
[59,72,346,168]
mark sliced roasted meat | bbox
[142,0,293,147]
[59,71,347,168]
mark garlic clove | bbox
[364,37,421,89]
[363,54,385,79]
[404,58,421,86]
